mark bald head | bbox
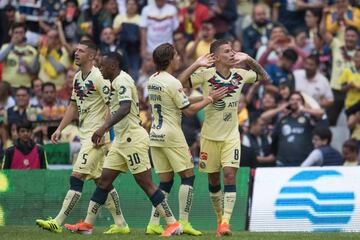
[253,4,268,26]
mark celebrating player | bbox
[146,43,227,236]
[179,39,269,236]
[63,52,183,237]
[36,40,123,233]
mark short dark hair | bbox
[16,86,30,95]
[102,52,123,69]
[289,91,305,104]
[11,22,26,32]
[343,139,359,153]
[210,40,230,54]
[345,26,358,34]
[42,82,56,91]
[79,40,98,52]
[306,54,320,66]
[17,120,33,131]
[282,48,298,63]
[313,127,332,144]
[202,19,215,27]
[153,43,176,71]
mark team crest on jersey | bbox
[102,86,110,94]
[298,116,306,124]
[73,79,96,101]
[200,152,208,161]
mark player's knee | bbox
[181,175,195,187]
[69,176,84,192]
[159,180,174,194]
[96,177,113,190]
[208,184,221,193]
[223,171,236,184]
[91,187,110,205]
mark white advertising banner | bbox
[249,167,360,232]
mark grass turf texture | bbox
[1,226,360,240]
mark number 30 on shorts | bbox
[127,153,141,166]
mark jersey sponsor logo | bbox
[149,94,162,101]
[298,116,306,124]
[228,101,238,108]
[223,112,232,121]
[213,99,226,111]
[73,79,96,101]
[102,86,110,94]
[148,84,163,92]
[199,161,206,169]
[200,152,208,161]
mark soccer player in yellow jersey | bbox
[179,39,269,236]
[36,41,123,233]
[146,43,227,236]
[64,52,183,237]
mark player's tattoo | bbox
[246,58,270,81]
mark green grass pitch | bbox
[1,226,360,240]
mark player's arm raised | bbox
[178,53,215,88]
[182,87,228,117]
[233,52,270,81]
[51,101,78,144]
[92,101,131,145]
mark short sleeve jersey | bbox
[190,67,257,141]
[148,71,190,147]
[110,71,146,144]
[71,66,110,143]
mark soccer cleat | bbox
[179,220,202,236]
[161,221,183,237]
[36,217,62,233]
[146,223,164,235]
[218,222,232,236]
[103,224,130,234]
[64,220,93,235]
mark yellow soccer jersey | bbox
[71,66,111,143]
[148,71,190,147]
[110,71,147,144]
[190,67,257,141]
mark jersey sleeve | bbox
[94,73,111,105]
[170,79,190,109]
[70,73,78,102]
[115,78,133,103]
[242,69,257,84]
[338,68,350,85]
[190,68,208,88]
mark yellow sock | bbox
[222,191,236,224]
[84,200,101,225]
[54,190,81,225]
[209,191,222,224]
[104,188,127,228]
[178,184,193,222]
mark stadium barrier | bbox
[0,168,250,230]
[250,167,360,232]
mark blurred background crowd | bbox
[0,0,359,169]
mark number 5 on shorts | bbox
[82,153,88,164]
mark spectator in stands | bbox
[274,0,323,34]
[38,29,71,90]
[338,48,360,117]
[58,0,80,44]
[272,92,324,166]
[2,121,47,170]
[4,87,38,127]
[186,20,216,61]
[323,26,359,126]
[0,23,38,89]
[347,108,360,147]
[301,127,343,166]
[325,0,360,38]
[57,68,75,103]
[305,9,322,43]
[39,82,66,121]
[137,52,155,99]
[140,0,179,57]
[294,55,334,109]
[99,27,119,54]
[242,113,275,167]
[342,139,359,166]
[104,0,119,20]
[243,3,275,58]
[294,28,313,54]
[173,31,190,73]
[0,81,15,115]
[179,0,210,39]
[232,38,242,52]
[208,0,237,39]
[30,78,43,106]
[312,32,332,79]
[265,48,298,88]
[113,0,141,80]
[0,4,16,46]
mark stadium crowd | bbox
[0,0,359,169]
